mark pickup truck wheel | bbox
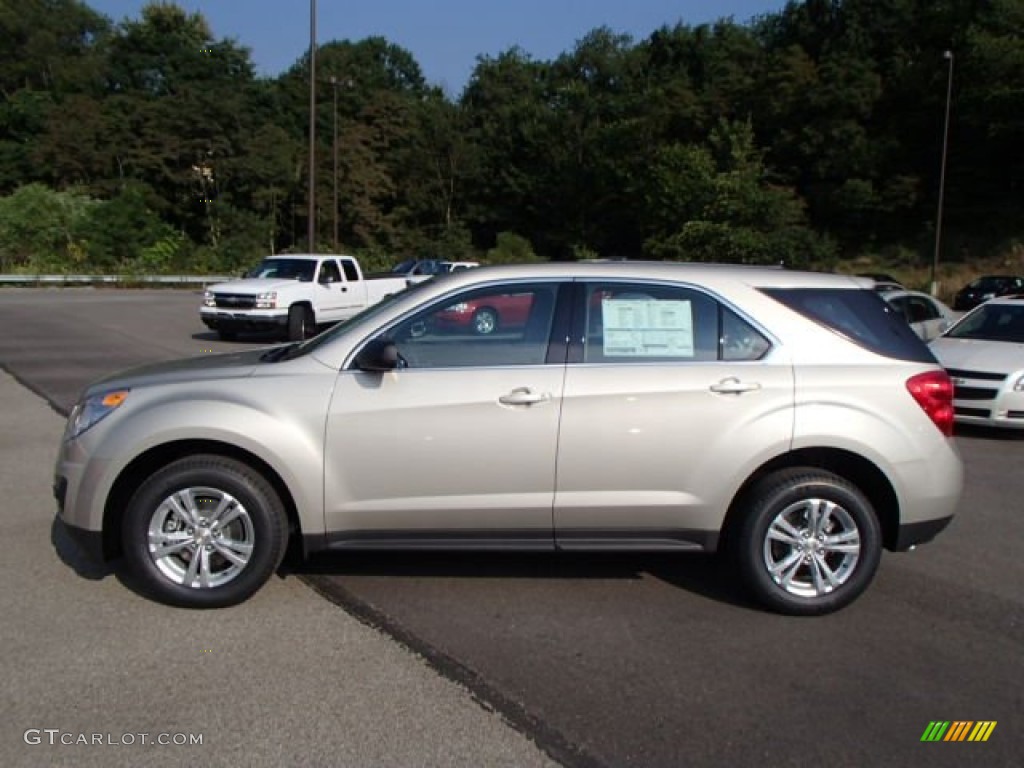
[121,455,289,609]
[732,468,881,616]
[288,305,314,341]
[471,307,498,335]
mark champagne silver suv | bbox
[54,262,962,615]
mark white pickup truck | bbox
[201,254,420,341]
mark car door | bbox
[553,280,794,549]
[322,280,570,547]
[313,259,348,321]
[333,257,371,317]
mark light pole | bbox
[330,75,339,252]
[307,0,317,253]
[931,50,954,296]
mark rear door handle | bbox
[499,387,551,406]
[709,377,761,395]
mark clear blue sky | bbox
[88,1,786,94]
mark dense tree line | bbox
[1,0,1021,275]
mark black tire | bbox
[732,468,882,616]
[471,307,498,335]
[122,455,289,609]
[217,329,238,341]
[287,304,314,341]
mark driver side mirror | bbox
[355,338,401,372]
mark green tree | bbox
[460,48,553,252]
[99,2,258,251]
[75,183,175,270]
[0,183,95,270]
[643,120,832,266]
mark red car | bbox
[433,292,534,335]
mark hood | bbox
[85,348,270,395]
[930,337,1024,375]
[208,277,304,294]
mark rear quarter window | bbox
[761,288,936,363]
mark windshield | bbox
[280,276,441,360]
[966,276,1011,291]
[946,303,1024,343]
[246,258,316,282]
[393,259,444,275]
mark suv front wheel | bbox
[122,455,289,608]
[734,468,882,616]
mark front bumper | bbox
[950,376,1024,429]
[200,309,288,333]
[53,475,106,561]
[893,515,954,551]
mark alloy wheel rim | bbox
[762,498,861,598]
[147,486,255,589]
[474,312,496,334]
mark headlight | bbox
[255,291,277,309]
[445,302,470,313]
[1013,373,1024,392]
[66,390,130,440]
[203,291,216,307]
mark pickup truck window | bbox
[248,258,316,282]
[319,260,341,284]
[341,259,359,282]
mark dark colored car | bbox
[952,275,1024,311]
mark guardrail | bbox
[0,274,231,286]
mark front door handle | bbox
[709,377,761,395]
[499,387,551,406]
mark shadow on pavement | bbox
[294,549,754,611]
[50,516,116,581]
[190,330,282,345]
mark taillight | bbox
[906,370,955,436]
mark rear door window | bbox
[575,282,771,363]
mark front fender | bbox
[70,369,335,537]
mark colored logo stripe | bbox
[968,722,997,742]
[921,721,996,742]
[944,721,972,741]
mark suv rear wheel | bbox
[122,455,289,608]
[733,468,882,616]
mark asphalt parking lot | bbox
[1,287,1021,767]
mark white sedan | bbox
[881,289,956,341]
[929,296,1024,429]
